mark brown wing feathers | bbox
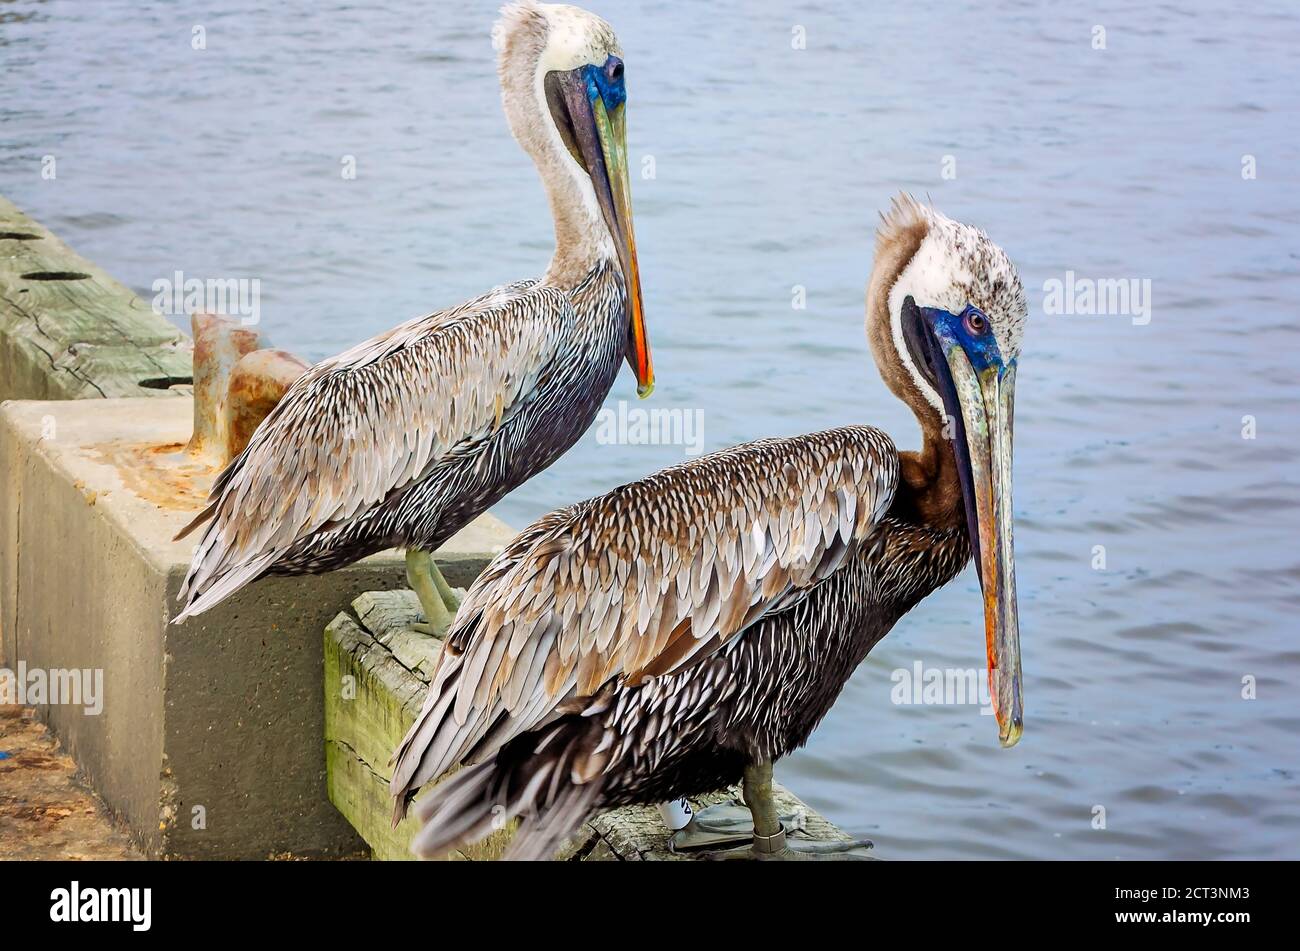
[389,427,898,845]
[172,283,564,622]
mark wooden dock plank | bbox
[0,196,192,402]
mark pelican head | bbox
[868,194,1027,748]
[494,1,653,397]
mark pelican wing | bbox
[391,426,898,801]
[175,281,572,620]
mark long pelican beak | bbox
[908,299,1023,748]
[547,62,653,398]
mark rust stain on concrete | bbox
[88,440,218,512]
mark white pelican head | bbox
[868,193,1027,749]
[493,1,653,397]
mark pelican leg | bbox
[405,549,462,636]
[675,761,875,861]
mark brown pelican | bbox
[173,2,653,629]
[390,195,1027,860]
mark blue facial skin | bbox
[582,55,626,109]
[918,303,1010,591]
[921,304,1012,376]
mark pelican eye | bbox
[585,56,626,109]
[965,309,989,336]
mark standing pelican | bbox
[173,2,653,630]
[390,195,1026,860]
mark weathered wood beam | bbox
[0,196,192,402]
[323,593,515,861]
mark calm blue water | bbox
[3,0,1298,859]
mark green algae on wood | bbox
[323,595,513,861]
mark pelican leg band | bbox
[752,823,786,854]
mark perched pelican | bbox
[173,1,653,629]
[390,195,1027,860]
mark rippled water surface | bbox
[4,1,1298,858]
